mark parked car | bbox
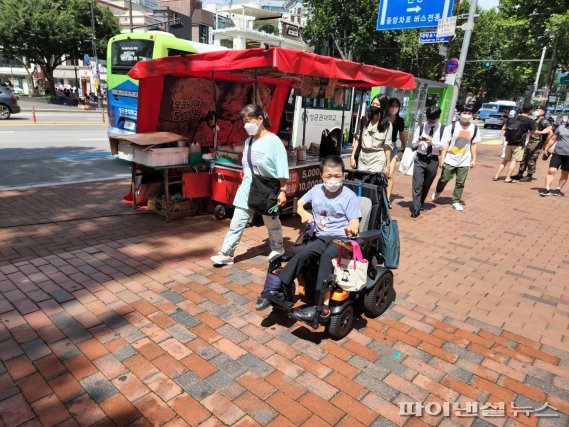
[484,114,507,129]
[0,85,21,119]
[12,86,23,94]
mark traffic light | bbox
[484,62,491,67]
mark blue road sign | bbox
[376,0,455,31]
[83,53,90,65]
[419,32,451,44]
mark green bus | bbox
[106,31,224,138]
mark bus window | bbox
[168,48,194,57]
[110,39,154,75]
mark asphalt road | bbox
[0,112,504,191]
[0,111,130,190]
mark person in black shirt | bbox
[493,104,537,183]
[514,105,552,181]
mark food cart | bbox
[125,47,415,219]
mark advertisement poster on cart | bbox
[157,77,276,148]
[286,164,322,200]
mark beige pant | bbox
[505,145,524,162]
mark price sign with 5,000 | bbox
[445,58,459,74]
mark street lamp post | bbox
[446,0,477,124]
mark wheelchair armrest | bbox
[358,229,381,242]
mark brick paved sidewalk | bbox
[0,145,568,426]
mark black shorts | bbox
[550,153,569,172]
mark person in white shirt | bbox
[410,107,446,218]
[432,108,481,211]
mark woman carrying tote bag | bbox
[211,104,289,266]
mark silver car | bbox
[484,114,507,129]
[0,85,21,119]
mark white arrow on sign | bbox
[407,6,421,13]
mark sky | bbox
[478,0,499,10]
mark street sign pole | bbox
[446,0,477,125]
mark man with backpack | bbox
[432,108,480,211]
[409,106,445,218]
[513,105,552,182]
[493,104,537,183]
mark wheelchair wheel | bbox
[363,271,393,318]
[327,304,354,340]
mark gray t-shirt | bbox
[302,184,361,237]
[554,125,569,156]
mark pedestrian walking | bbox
[409,107,445,218]
[501,110,517,158]
[210,104,289,266]
[386,98,407,208]
[432,108,480,211]
[350,95,393,174]
[513,105,552,182]
[493,104,536,183]
[540,118,569,197]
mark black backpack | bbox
[319,129,341,158]
[504,116,525,145]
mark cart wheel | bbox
[214,204,227,220]
[326,304,354,340]
[363,272,393,318]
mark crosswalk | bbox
[477,123,502,145]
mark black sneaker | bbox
[520,176,532,182]
[552,189,565,197]
[511,174,523,181]
[540,189,552,197]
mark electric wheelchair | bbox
[269,171,396,340]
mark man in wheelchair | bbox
[263,155,361,323]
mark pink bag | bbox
[332,240,368,292]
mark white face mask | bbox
[324,179,342,193]
[244,122,259,136]
[389,107,399,115]
[460,114,472,123]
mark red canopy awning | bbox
[128,47,415,89]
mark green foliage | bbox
[303,0,444,78]
[302,0,567,100]
[0,0,119,92]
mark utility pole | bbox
[90,0,102,108]
[532,47,547,100]
[129,0,133,33]
[446,0,477,124]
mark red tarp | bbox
[129,47,415,89]
[128,47,415,136]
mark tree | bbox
[302,0,444,76]
[0,0,119,95]
[498,0,568,90]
